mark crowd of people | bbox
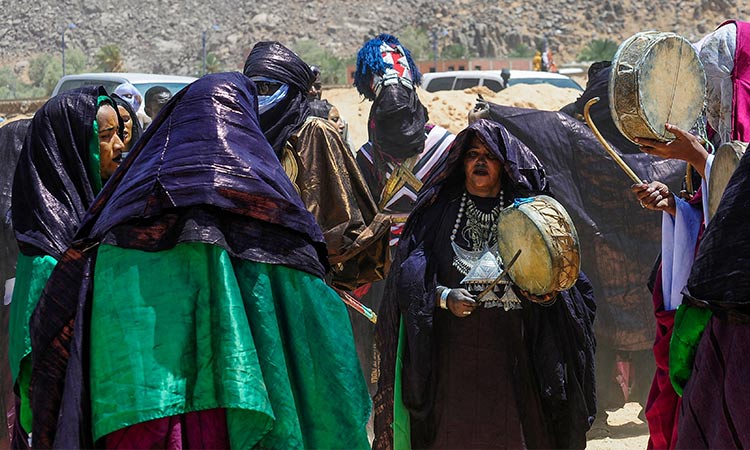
[0,19,748,450]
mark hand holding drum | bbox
[635,123,710,178]
[604,31,707,210]
[609,31,706,147]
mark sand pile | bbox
[0,114,33,127]
[323,84,582,148]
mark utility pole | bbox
[431,29,438,72]
[202,31,207,76]
[61,23,76,76]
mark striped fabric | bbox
[356,125,454,246]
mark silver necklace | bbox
[451,190,503,274]
[451,191,503,251]
[449,190,521,311]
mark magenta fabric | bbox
[645,269,680,450]
[727,21,750,141]
[104,408,228,449]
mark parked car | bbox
[51,73,198,97]
[421,69,583,93]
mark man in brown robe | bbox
[243,41,389,291]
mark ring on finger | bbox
[462,311,471,316]
[639,200,645,208]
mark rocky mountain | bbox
[0,0,744,77]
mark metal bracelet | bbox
[439,287,451,310]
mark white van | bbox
[51,73,197,97]
[421,70,582,93]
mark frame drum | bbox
[496,195,580,295]
[610,31,706,143]
[708,141,748,219]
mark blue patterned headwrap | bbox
[354,33,422,101]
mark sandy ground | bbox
[364,402,649,448]
[323,84,583,148]
[587,402,649,450]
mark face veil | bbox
[243,41,314,157]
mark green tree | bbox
[66,48,87,74]
[28,54,55,86]
[507,43,535,58]
[292,39,351,85]
[29,55,56,95]
[397,27,431,61]
[0,65,47,99]
[0,67,17,99]
[95,45,125,72]
[442,43,467,59]
[205,53,223,74]
[577,39,619,62]
[26,49,87,96]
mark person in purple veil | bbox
[28,72,371,449]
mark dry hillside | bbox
[0,0,744,76]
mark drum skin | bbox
[610,31,706,144]
[496,195,580,295]
[708,141,748,219]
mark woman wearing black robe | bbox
[9,87,123,443]
[373,119,596,450]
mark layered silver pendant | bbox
[452,243,522,311]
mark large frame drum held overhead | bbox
[610,31,706,144]
[496,195,580,295]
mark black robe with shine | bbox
[373,120,597,450]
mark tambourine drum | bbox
[708,141,748,219]
[610,31,706,144]
[496,195,580,295]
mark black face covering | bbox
[368,83,428,159]
[243,41,314,157]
